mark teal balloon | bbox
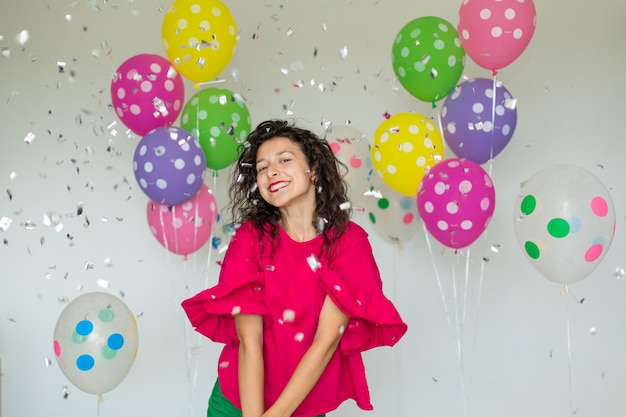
[391,16,465,103]
[181,87,252,170]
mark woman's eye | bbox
[257,166,267,173]
[280,158,291,163]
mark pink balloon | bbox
[146,184,218,258]
[111,54,185,136]
[417,158,495,249]
[458,0,537,72]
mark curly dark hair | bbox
[227,119,352,256]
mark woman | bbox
[182,119,407,417]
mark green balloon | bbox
[391,16,465,103]
[181,87,252,171]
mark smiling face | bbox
[255,136,316,211]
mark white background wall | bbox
[1,0,626,416]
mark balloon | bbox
[441,77,517,164]
[180,87,252,171]
[110,54,185,136]
[371,112,445,197]
[361,174,421,245]
[53,292,138,395]
[133,126,206,205]
[513,164,616,285]
[161,0,238,83]
[325,125,372,202]
[417,158,495,249]
[458,0,537,72]
[391,16,465,103]
[147,184,219,258]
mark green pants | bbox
[207,379,325,417]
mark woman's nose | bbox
[268,165,279,177]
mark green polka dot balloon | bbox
[513,164,615,285]
[391,16,465,103]
[181,87,252,171]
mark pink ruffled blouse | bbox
[182,220,407,417]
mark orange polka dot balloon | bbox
[513,164,616,285]
[371,112,445,197]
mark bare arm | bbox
[262,296,349,417]
[235,314,265,417]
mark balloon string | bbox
[434,102,446,151]
[488,74,497,177]
[452,254,468,417]
[565,287,574,416]
[204,171,219,291]
[422,223,452,327]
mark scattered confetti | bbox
[306,254,321,272]
[96,279,110,288]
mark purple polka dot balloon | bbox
[441,78,517,164]
[133,126,206,205]
[513,164,616,285]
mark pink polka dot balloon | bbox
[147,184,218,258]
[111,53,185,136]
[458,0,537,72]
[325,125,372,203]
[417,158,495,249]
[513,164,615,285]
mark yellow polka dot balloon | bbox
[161,0,238,83]
[371,112,445,197]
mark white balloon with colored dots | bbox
[513,164,616,285]
[324,125,372,204]
[53,292,139,395]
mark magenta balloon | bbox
[441,78,517,164]
[111,54,185,136]
[417,158,495,249]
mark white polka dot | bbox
[194,155,203,165]
[156,179,168,189]
[434,181,447,195]
[461,220,473,230]
[172,218,183,229]
[504,8,516,19]
[437,220,449,231]
[210,126,221,136]
[472,102,484,114]
[373,151,382,162]
[182,202,193,210]
[154,146,166,156]
[491,26,503,38]
[144,162,153,173]
[484,174,493,187]
[448,160,460,168]
[414,61,426,72]
[446,201,459,214]
[199,20,210,31]
[177,18,188,30]
[401,142,413,152]
[448,55,457,67]
[401,47,409,58]
[485,88,494,99]
[180,142,191,152]
[139,145,147,156]
[424,138,433,148]
[211,6,222,16]
[191,4,201,13]
[164,79,175,92]
[480,8,492,19]
[480,197,491,211]
[386,165,397,174]
[424,201,434,213]
[496,105,505,116]
[416,156,426,167]
[408,124,420,135]
[462,29,470,40]
[513,28,523,39]
[141,81,152,93]
[379,132,389,143]
[438,23,449,32]
[116,88,126,99]
[483,121,493,133]
[174,158,185,169]
[130,104,141,115]
[139,178,148,188]
[447,122,456,134]
[198,110,208,120]
[187,173,196,185]
[502,124,511,135]
[434,39,445,50]
[459,180,473,193]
